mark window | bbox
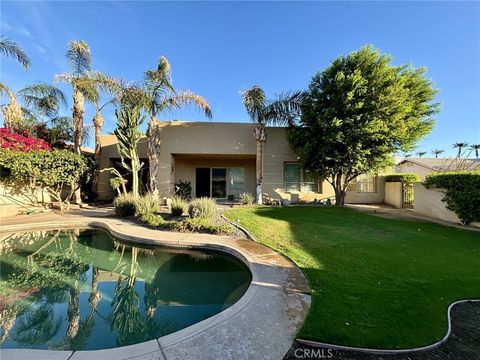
[284,163,301,191]
[302,169,319,192]
[228,167,245,191]
[284,163,320,192]
[347,174,377,193]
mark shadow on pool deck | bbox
[284,300,480,360]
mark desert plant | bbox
[188,197,216,219]
[114,193,138,217]
[170,195,187,216]
[172,217,232,235]
[136,213,164,228]
[174,180,192,200]
[134,193,161,220]
[238,192,255,205]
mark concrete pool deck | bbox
[0,211,311,360]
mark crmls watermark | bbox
[294,347,334,359]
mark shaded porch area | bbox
[173,154,256,200]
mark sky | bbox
[1,1,479,156]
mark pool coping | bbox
[0,215,311,360]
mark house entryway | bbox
[195,167,227,198]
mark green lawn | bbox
[224,206,480,349]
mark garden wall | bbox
[384,182,402,208]
[413,183,480,228]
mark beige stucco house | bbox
[97,122,384,204]
[395,158,480,181]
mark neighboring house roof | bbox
[397,157,480,171]
[81,146,95,155]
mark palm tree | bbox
[416,151,427,158]
[142,57,212,195]
[0,82,66,131]
[241,86,303,204]
[0,36,30,69]
[469,144,480,159]
[431,149,444,158]
[453,142,468,157]
[55,40,95,155]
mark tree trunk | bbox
[67,282,80,339]
[333,175,346,206]
[72,89,85,204]
[254,125,266,205]
[92,108,104,195]
[3,90,22,131]
[89,266,100,312]
[147,118,161,195]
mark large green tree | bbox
[288,46,439,206]
[241,86,303,204]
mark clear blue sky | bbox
[1,1,479,156]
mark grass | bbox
[224,206,480,349]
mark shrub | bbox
[238,192,255,205]
[384,173,420,185]
[171,217,232,235]
[114,193,138,217]
[188,197,217,219]
[0,128,51,152]
[137,213,165,228]
[170,195,188,216]
[424,171,480,225]
[174,180,192,200]
[135,193,161,219]
[0,148,87,210]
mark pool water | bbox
[0,229,251,350]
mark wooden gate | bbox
[402,183,414,208]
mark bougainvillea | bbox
[0,128,51,152]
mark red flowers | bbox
[0,128,51,152]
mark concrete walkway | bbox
[0,211,311,360]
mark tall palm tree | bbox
[0,82,66,131]
[469,144,480,159]
[431,149,444,158]
[0,36,30,69]
[89,73,121,194]
[142,57,212,195]
[416,151,427,158]
[241,86,304,204]
[55,40,96,155]
[453,142,468,157]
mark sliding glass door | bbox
[211,168,227,198]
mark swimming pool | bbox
[0,228,251,350]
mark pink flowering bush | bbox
[0,128,51,152]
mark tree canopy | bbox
[288,45,439,205]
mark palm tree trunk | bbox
[92,108,104,195]
[67,281,80,339]
[72,89,85,204]
[3,90,22,131]
[147,118,161,195]
[254,125,266,205]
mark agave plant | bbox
[241,86,304,204]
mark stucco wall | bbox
[413,183,480,227]
[384,182,403,208]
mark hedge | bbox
[423,171,480,225]
[384,173,420,184]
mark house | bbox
[395,158,480,181]
[97,122,384,204]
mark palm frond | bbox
[263,90,305,126]
[0,36,31,69]
[18,82,67,118]
[159,90,212,118]
[241,86,266,124]
[74,77,99,103]
[119,84,148,109]
[144,56,174,93]
[66,40,92,77]
[89,71,122,96]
